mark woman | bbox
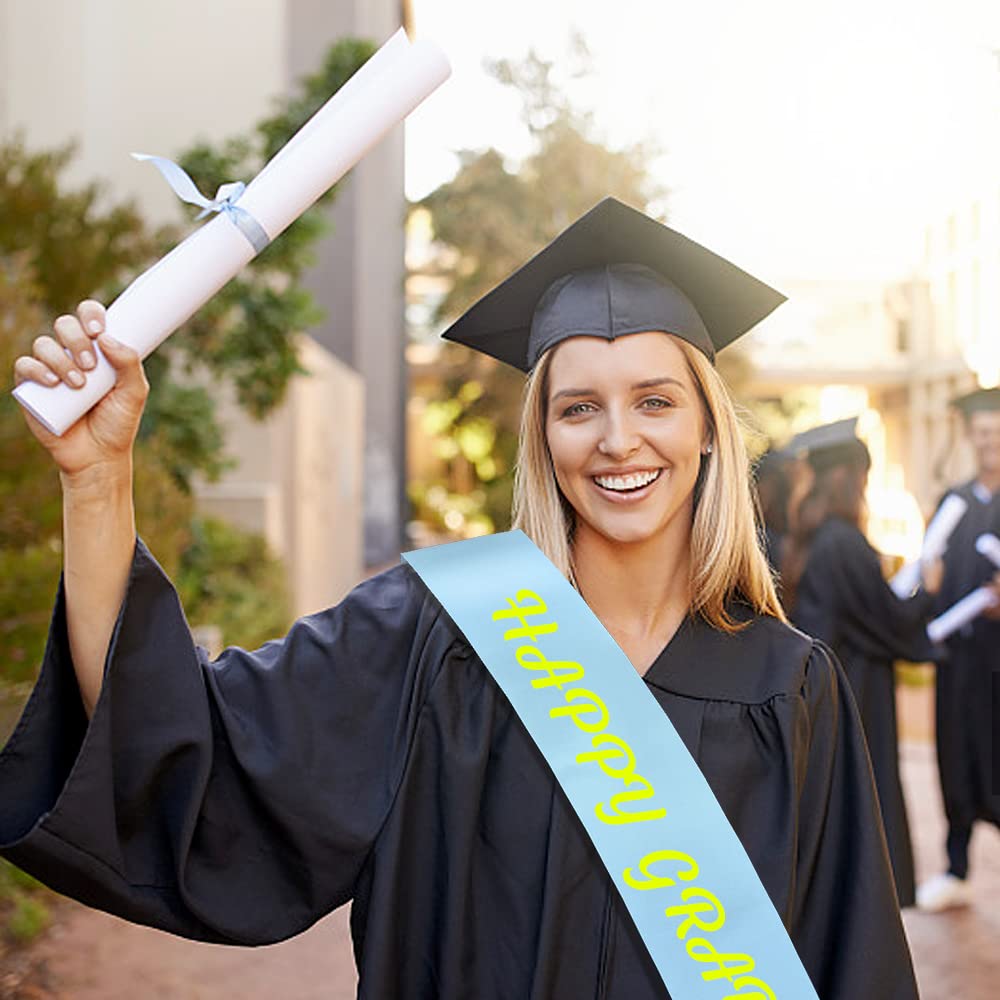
[782,418,940,910]
[1,200,917,998]
[752,448,794,577]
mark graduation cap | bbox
[785,417,871,472]
[950,387,1000,417]
[440,198,786,372]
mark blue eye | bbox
[642,397,671,409]
[562,402,595,417]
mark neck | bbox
[572,511,693,646]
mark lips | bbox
[592,468,662,491]
[590,468,664,502]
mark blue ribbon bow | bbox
[133,153,271,254]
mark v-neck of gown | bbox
[639,604,813,706]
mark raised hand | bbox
[13,300,148,482]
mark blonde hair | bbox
[511,335,785,632]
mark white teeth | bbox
[593,469,661,491]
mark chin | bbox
[580,507,683,548]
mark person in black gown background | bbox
[1,201,919,998]
[782,418,941,909]
[917,387,1000,912]
[753,448,793,577]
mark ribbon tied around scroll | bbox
[133,153,272,255]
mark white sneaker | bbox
[916,873,972,912]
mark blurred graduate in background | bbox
[782,418,941,908]
[917,388,1000,912]
[753,448,794,579]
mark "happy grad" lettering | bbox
[491,588,778,999]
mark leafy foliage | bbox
[0,38,375,681]
[410,43,665,535]
[0,189,195,680]
[410,358,521,535]
[149,37,377,486]
[0,858,51,944]
[420,44,664,323]
[0,140,168,310]
[176,517,290,652]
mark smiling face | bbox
[544,332,709,548]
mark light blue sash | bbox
[404,530,819,1000]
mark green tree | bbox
[411,41,763,540]
[0,37,375,682]
[176,517,291,651]
[421,42,664,323]
[411,42,666,536]
[0,253,194,683]
[155,38,376,465]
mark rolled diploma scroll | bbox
[889,493,969,598]
[13,29,450,435]
[976,532,1000,570]
[927,586,1000,643]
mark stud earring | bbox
[703,443,713,456]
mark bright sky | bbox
[405,0,1000,284]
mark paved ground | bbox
[901,738,1000,999]
[2,684,997,999]
[0,906,357,1000]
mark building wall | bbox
[287,0,408,567]
[923,192,1000,386]
[0,0,287,223]
[195,336,364,615]
[746,264,988,523]
[918,188,1000,495]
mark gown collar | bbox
[640,603,809,705]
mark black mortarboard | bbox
[440,198,786,372]
[785,417,871,472]
[950,387,1000,417]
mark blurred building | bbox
[192,335,364,617]
[0,0,414,611]
[744,253,992,561]
[918,189,1000,487]
[745,57,1000,555]
[742,279,923,560]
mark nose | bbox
[597,408,641,459]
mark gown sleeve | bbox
[0,537,452,945]
[795,521,935,663]
[790,641,918,999]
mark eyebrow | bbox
[550,377,686,403]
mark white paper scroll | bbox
[975,532,1000,570]
[927,586,1000,643]
[925,531,1000,642]
[890,494,969,598]
[13,29,451,436]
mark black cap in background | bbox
[950,387,1000,417]
[785,417,872,473]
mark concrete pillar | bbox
[286,0,408,566]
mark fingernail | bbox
[80,350,95,369]
[44,371,59,385]
[88,320,102,334]
[67,370,85,388]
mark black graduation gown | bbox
[0,539,918,1000]
[934,481,1000,836]
[763,525,785,577]
[789,516,936,909]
